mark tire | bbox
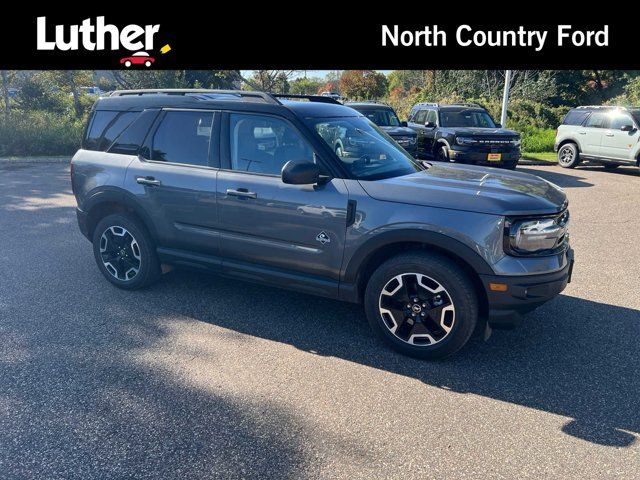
[364,252,478,359]
[124,60,132,68]
[92,213,161,290]
[603,163,620,170]
[557,143,580,168]
[504,160,518,170]
[435,144,449,162]
[145,61,152,68]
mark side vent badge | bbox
[316,231,330,245]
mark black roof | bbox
[346,102,393,110]
[93,90,359,119]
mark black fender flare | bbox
[341,229,495,284]
[81,187,159,240]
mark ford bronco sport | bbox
[407,102,521,169]
[71,89,573,359]
[555,106,640,170]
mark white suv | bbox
[555,106,640,170]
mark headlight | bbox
[396,136,417,146]
[456,136,475,146]
[504,210,569,256]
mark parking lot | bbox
[0,161,638,479]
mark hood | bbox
[380,126,417,137]
[446,127,519,137]
[359,163,567,216]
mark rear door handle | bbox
[226,188,257,199]
[136,176,161,186]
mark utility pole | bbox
[500,70,512,127]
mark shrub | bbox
[0,111,83,156]
[519,127,556,153]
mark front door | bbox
[580,111,609,157]
[408,109,428,158]
[216,112,349,294]
[600,112,638,162]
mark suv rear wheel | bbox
[92,213,161,290]
[435,145,450,162]
[364,252,478,359]
[558,143,580,168]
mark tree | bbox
[113,70,242,90]
[40,70,93,117]
[1,70,13,118]
[289,76,324,95]
[245,70,297,92]
[339,70,388,100]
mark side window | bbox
[109,110,159,155]
[150,111,214,166]
[563,110,590,126]
[229,113,314,175]
[585,112,609,129]
[426,110,437,125]
[609,114,634,130]
[84,111,137,151]
[413,110,427,124]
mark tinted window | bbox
[609,113,634,130]
[585,112,609,129]
[440,109,496,128]
[150,111,214,166]
[413,110,427,124]
[563,110,590,126]
[229,113,314,175]
[357,108,400,127]
[109,110,159,155]
[426,110,437,125]
[84,111,137,151]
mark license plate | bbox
[487,153,502,161]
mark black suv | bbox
[346,101,417,155]
[407,103,521,169]
[71,90,572,359]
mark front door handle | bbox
[578,131,587,135]
[136,176,161,186]
[226,188,257,199]
[605,132,615,137]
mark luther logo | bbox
[316,232,331,245]
[36,16,172,67]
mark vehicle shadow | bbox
[516,167,595,188]
[151,269,639,448]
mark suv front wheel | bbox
[558,143,580,168]
[92,213,162,290]
[364,252,478,359]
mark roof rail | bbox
[456,102,481,108]
[271,94,341,104]
[576,105,626,110]
[109,89,280,104]
[345,100,390,106]
[414,102,438,108]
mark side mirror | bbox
[495,123,502,128]
[400,121,408,127]
[620,124,635,132]
[281,160,320,185]
[424,121,436,129]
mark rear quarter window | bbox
[83,110,138,151]
[562,110,590,126]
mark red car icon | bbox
[120,52,155,68]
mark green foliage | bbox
[0,110,83,156]
[609,77,640,106]
[519,128,556,153]
[289,77,324,95]
[340,70,388,100]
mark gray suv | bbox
[72,89,574,359]
[555,106,640,170]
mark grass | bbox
[521,151,557,162]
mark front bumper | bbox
[449,146,521,166]
[480,248,574,328]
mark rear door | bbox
[579,112,608,157]
[421,109,438,154]
[124,109,221,256]
[600,112,638,162]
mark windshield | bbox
[311,117,422,180]
[440,109,496,128]
[357,108,401,127]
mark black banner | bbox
[0,9,635,70]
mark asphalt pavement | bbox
[0,162,638,479]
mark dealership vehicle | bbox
[320,91,342,101]
[71,89,573,359]
[555,106,640,170]
[346,101,417,155]
[407,103,521,169]
[120,52,155,68]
